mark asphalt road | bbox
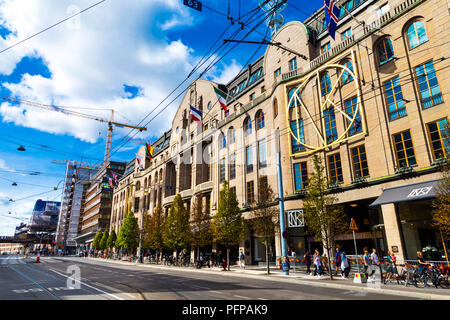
[0,255,416,300]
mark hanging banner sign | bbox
[183,0,202,12]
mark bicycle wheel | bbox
[414,274,428,288]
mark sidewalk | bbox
[65,256,450,300]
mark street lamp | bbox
[137,208,144,263]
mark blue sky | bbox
[0,0,320,235]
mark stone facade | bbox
[110,0,449,262]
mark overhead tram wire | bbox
[108,3,279,157]
[0,0,107,55]
[108,5,283,157]
[110,1,271,152]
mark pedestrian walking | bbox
[417,251,429,277]
[239,250,245,269]
[363,247,375,280]
[370,248,381,282]
[304,250,312,275]
[335,247,342,276]
[313,249,323,276]
[341,251,350,278]
[385,250,399,284]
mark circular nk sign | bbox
[282,230,289,239]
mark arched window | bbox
[220,132,226,149]
[228,127,235,144]
[341,60,354,85]
[273,98,278,118]
[378,38,394,65]
[144,178,148,189]
[407,20,428,49]
[320,73,331,96]
[244,117,252,136]
[148,175,152,186]
[207,101,212,110]
[136,181,141,191]
[255,110,265,130]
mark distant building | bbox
[75,161,126,253]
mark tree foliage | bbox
[143,203,166,252]
[163,194,191,251]
[303,154,347,279]
[100,229,109,250]
[93,229,103,250]
[190,195,213,259]
[249,177,279,274]
[432,122,450,237]
[116,212,139,250]
[106,229,117,249]
[212,180,245,270]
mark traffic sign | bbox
[282,230,288,239]
[183,0,202,12]
[349,218,359,231]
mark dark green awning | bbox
[369,179,441,207]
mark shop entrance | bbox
[398,199,445,260]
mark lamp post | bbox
[137,208,144,263]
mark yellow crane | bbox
[3,97,147,167]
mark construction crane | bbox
[3,97,147,167]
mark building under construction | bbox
[55,161,99,254]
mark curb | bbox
[69,257,450,300]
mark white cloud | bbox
[0,0,203,144]
[210,59,243,85]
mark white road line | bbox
[233,295,250,299]
[257,297,268,300]
[49,268,124,300]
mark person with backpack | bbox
[341,251,350,278]
[304,250,312,275]
[335,247,342,276]
[239,250,245,269]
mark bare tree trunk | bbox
[326,247,333,280]
[227,248,230,271]
[266,239,270,275]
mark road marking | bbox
[8,265,60,300]
[233,295,250,299]
[209,290,221,294]
[49,268,124,300]
[257,297,268,300]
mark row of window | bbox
[292,118,448,191]
[219,139,268,183]
[229,67,263,97]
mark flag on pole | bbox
[213,86,228,113]
[190,105,202,124]
[324,0,341,40]
[108,176,114,188]
[145,143,154,161]
[112,171,118,185]
[136,153,144,170]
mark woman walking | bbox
[313,249,323,276]
[304,250,312,275]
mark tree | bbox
[212,180,245,270]
[100,229,109,251]
[143,203,166,261]
[190,195,213,261]
[106,229,117,250]
[432,122,450,238]
[163,194,191,253]
[303,154,347,280]
[93,229,103,251]
[116,212,139,253]
[249,177,279,274]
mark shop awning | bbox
[369,179,441,207]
